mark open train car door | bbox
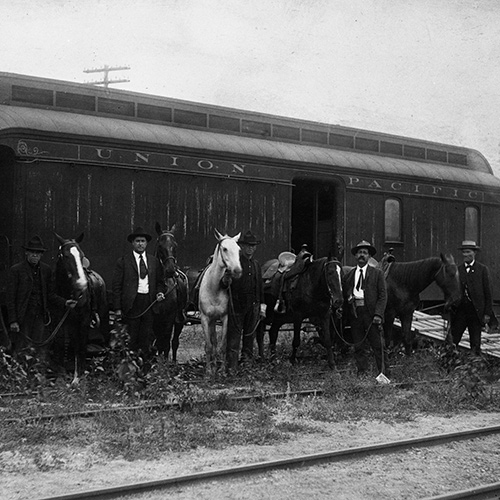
[291,178,345,260]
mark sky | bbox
[2,0,500,176]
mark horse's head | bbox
[155,222,177,278]
[436,253,461,311]
[324,259,344,310]
[214,229,242,279]
[55,232,88,299]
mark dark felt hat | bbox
[239,230,261,245]
[458,240,480,251]
[22,235,47,252]
[351,240,377,256]
[127,227,152,242]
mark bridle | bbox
[57,240,88,301]
[157,231,178,266]
[324,260,343,310]
[216,237,234,270]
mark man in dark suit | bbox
[7,235,73,355]
[226,230,265,369]
[112,227,165,355]
[450,240,493,355]
[343,240,390,379]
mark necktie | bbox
[465,264,472,273]
[356,269,364,291]
[139,254,148,279]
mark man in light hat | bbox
[225,230,265,370]
[112,227,165,356]
[6,235,71,355]
[450,240,493,355]
[343,240,390,378]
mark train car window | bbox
[465,206,479,242]
[385,198,401,242]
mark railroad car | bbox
[1,72,500,323]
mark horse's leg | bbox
[171,320,183,364]
[268,321,280,360]
[153,311,169,358]
[383,311,397,351]
[290,318,302,365]
[256,321,266,361]
[201,315,215,375]
[72,322,88,386]
[401,314,414,356]
[72,356,79,386]
[321,313,335,369]
[220,315,229,374]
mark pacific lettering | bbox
[367,180,382,189]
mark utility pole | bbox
[83,65,130,88]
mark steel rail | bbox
[3,378,455,423]
[422,481,500,500]
[33,425,500,500]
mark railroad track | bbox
[3,378,454,424]
[33,424,500,500]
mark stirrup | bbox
[274,300,286,314]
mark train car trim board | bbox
[1,107,500,204]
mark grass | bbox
[0,336,499,464]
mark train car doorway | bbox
[291,179,344,259]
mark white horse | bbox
[198,230,242,374]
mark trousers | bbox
[450,300,482,355]
[350,306,390,376]
[126,293,154,356]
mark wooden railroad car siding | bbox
[0,142,291,288]
[1,72,500,306]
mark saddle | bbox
[264,245,313,314]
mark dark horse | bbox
[383,254,461,355]
[257,257,344,368]
[153,223,189,363]
[53,233,108,383]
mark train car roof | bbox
[0,73,494,170]
[1,104,500,190]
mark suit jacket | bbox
[458,261,493,320]
[6,260,66,324]
[230,255,264,312]
[343,265,387,319]
[112,252,165,313]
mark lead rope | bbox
[25,308,71,347]
[123,281,178,320]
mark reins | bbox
[123,280,178,320]
[25,290,86,347]
[25,308,71,347]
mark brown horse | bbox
[153,223,189,363]
[53,233,108,383]
[257,257,344,368]
[383,254,461,354]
